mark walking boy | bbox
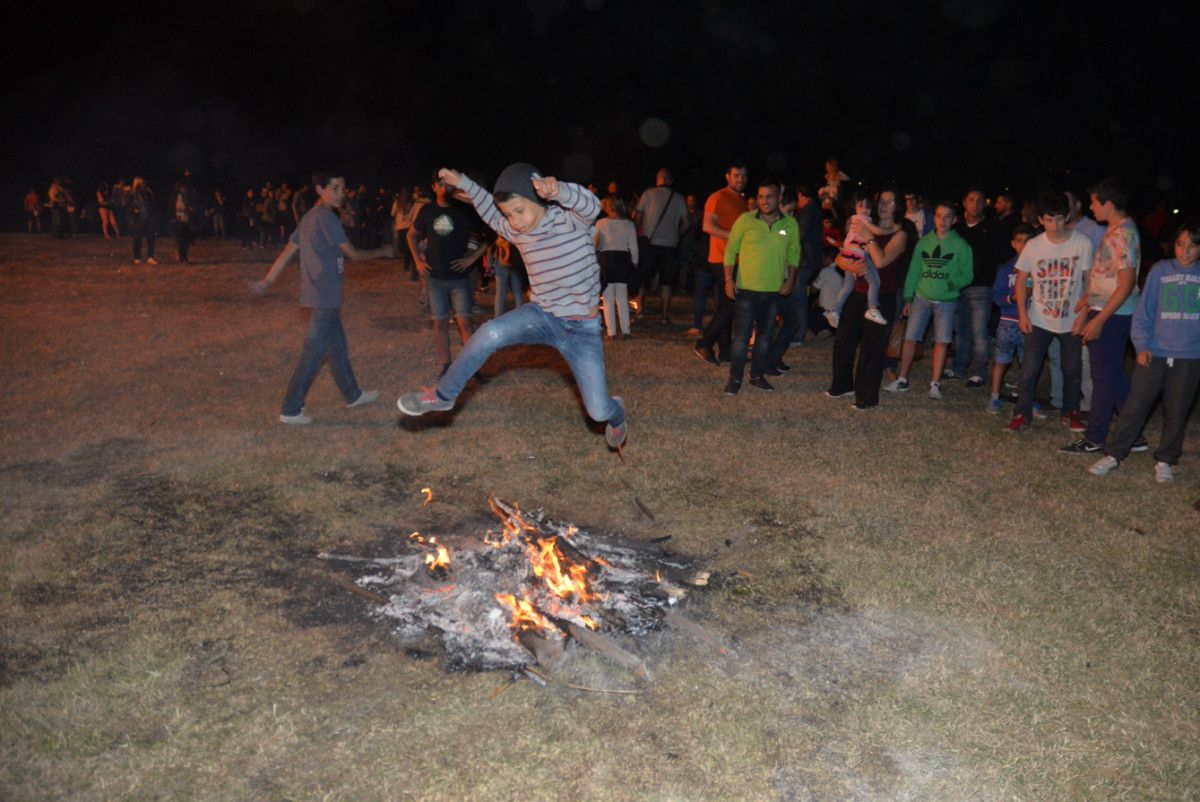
[883,201,974,400]
[1004,192,1094,433]
[252,170,385,424]
[397,164,627,451]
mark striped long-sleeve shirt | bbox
[459,175,601,318]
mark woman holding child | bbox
[826,188,911,410]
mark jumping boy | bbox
[397,164,627,451]
[252,170,386,425]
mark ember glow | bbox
[425,544,451,572]
[494,593,553,632]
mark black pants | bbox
[698,285,735,361]
[174,220,192,262]
[131,220,156,259]
[829,290,895,408]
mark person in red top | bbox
[692,162,748,363]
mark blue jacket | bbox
[991,256,1020,321]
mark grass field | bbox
[1,234,1198,801]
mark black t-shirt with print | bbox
[413,201,483,280]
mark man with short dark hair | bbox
[721,179,799,395]
[951,187,1002,388]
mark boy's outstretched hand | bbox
[438,168,463,187]
[532,176,559,200]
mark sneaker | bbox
[1154,461,1175,483]
[1031,402,1049,420]
[864,308,888,325]
[1061,411,1085,433]
[1059,438,1102,454]
[825,389,855,399]
[762,366,783,377]
[1089,455,1120,476]
[883,377,909,393]
[940,369,959,381]
[693,343,719,366]
[1004,415,1030,433]
[133,258,142,265]
[685,327,702,337]
[966,375,985,389]
[1130,434,1150,453]
[823,310,840,328]
[279,412,313,425]
[397,387,454,416]
[928,382,943,400]
[749,375,774,391]
[987,398,1002,415]
[724,378,742,396]
[605,397,627,450]
[622,333,632,340]
[147,257,158,265]
[346,389,379,409]
[776,360,791,372]
[850,403,876,412]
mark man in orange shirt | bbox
[693,162,748,364]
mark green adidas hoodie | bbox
[904,229,974,303]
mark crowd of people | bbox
[24,159,1200,480]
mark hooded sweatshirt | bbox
[1131,258,1200,358]
[904,229,973,303]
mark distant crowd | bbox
[23,159,1200,481]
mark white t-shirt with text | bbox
[1014,230,1093,333]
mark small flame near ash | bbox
[409,531,425,544]
[495,592,553,632]
[425,544,451,572]
[421,487,433,507]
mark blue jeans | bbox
[953,286,993,377]
[1016,326,1081,420]
[729,290,779,382]
[436,303,623,426]
[1085,311,1132,444]
[494,264,524,317]
[282,307,362,415]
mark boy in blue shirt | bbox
[252,171,387,425]
[987,223,1034,414]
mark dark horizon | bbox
[5,0,1198,221]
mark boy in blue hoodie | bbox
[987,223,1034,414]
[1090,222,1200,482]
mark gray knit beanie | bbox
[493,163,545,205]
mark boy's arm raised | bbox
[538,178,600,224]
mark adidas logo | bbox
[921,243,955,269]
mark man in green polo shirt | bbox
[723,179,799,394]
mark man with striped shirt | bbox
[398,163,627,451]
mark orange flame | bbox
[528,537,593,601]
[409,531,425,544]
[495,593,553,632]
[425,544,451,572]
[421,487,433,507]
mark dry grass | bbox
[1,234,1198,801]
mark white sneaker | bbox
[883,377,909,393]
[864,308,887,325]
[823,309,840,328]
[346,389,379,408]
[928,382,943,400]
[1155,462,1175,483]
[279,412,313,425]
[1089,455,1119,476]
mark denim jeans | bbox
[1084,311,1132,444]
[953,286,993,377]
[281,307,362,415]
[1016,326,1081,420]
[436,303,623,426]
[729,290,779,382]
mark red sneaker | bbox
[1060,411,1085,433]
[1004,414,1030,432]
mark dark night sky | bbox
[4,0,1197,215]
